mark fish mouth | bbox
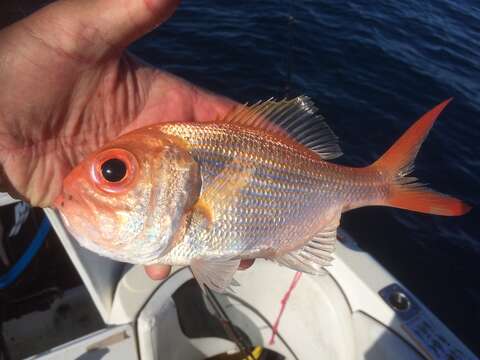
[55,190,100,234]
[53,193,73,229]
[53,193,65,209]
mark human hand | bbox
[0,0,252,279]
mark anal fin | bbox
[190,258,241,293]
[275,218,339,275]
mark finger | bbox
[191,88,241,123]
[88,0,181,49]
[24,0,180,61]
[239,259,254,270]
[120,70,241,134]
[144,264,171,280]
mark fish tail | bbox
[370,99,471,216]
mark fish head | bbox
[54,126,201,264]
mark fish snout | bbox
[53,191,76,209]
[53,193,64,209]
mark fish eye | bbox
[101,158,127,182]
[92,148,138,193]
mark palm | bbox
[0,0,253,279]
[0,0,236,207]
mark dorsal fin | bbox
[223,96,343,160]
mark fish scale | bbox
[158,122,364,263]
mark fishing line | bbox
[284,0,295,98]
[204,286,253,359]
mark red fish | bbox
[55,97,470,291]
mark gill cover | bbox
[56,126,201,264]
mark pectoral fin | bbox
[192,160,254,226]
[191,258,241,293]
[187,162,252,293]
[201,161,254,206]
[275,216,339,274]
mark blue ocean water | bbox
[130,0,480,353]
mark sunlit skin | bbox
[0,0,254,279]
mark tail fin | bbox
[371,99,471,216]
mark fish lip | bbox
[53,193,64,209]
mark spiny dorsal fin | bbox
[223,96,343,160]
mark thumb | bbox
[25,0,180,58]
[86,0,181,49]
